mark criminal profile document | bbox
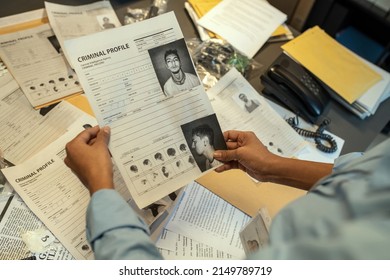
[64,12,225,209]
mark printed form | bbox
[0,24,82,108]
[157,229,236,260]
[45,1,122,67]
[0,91,86,165]
[208,68,307,158]
[2,113,179,259]
[64,12,221,209]
[163,181,249,258]
[2,116,98,259]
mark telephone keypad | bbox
[301,72,320,94]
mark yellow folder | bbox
[196,169,306,218]
[281,26,382,104]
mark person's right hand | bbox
[213,130,278,182]
[64,126,114,195]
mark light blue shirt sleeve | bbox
[86,189,163,260]
[250,138,390,259]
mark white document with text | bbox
[2,113,179,259]
[157,229,237,260]
[45,1,122,67]
[0,59,19,98]
[2,115,99,259]
[0,24,82,108]
[198,0,287,58]
[208,68,307,158]
[64,12,224,209]
[164,181,250,258]
[0,90,86,165]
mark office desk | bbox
[1,0,389,155]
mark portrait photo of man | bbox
[148,39,201,97]
[181,114,226,172]
[101,16,116,29]
[238,93,260,113]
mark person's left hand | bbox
[64,126,114,195]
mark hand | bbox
[213,130,278,182]
[64,126,114,195]
[213,130,333,190]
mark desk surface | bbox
[1,0,389,155]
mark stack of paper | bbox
[185,0,292,43]
[187,0,287,58]
[0,1,122,109]
[281,26,390,119]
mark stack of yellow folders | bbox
[282,26,390,119]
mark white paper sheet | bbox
[0,24,82,108]
[208,68,308,157]
[2,116,97,259]
[0,9,46,28]
[157,229,237,260]
[0,94,86,165]
[198,0,287,58]
[355,56,390,114]
[0,60,19,99]
[164,181,250,258]
[64,12,225,209]
[2,113,177,259]
[45,1,122,67]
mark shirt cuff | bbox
[86,189,150,243]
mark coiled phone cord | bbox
[286,117,338,153]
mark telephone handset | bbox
[261,53,330,124]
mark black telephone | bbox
[261,53,330,124]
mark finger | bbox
[223,130,241,142]
[95,126,111,146]
[64,156,70,167]
[75,125,100,144]
[213,149,239,162]
[214,161,238,173]
[226,141,239,150]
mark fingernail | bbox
[103,126,110,133]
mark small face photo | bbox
[181,114,226,172]
[97,15,116,29]
[235,92,261,113]
[148,38,200,97]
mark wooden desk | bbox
[1,0,389,154]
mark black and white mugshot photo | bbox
[235,92,261,113]
[148,38,200,97]
[181,114,226,172]
[97,15,116,29]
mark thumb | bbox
[213,149,238,162]
[95,126,111,146]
